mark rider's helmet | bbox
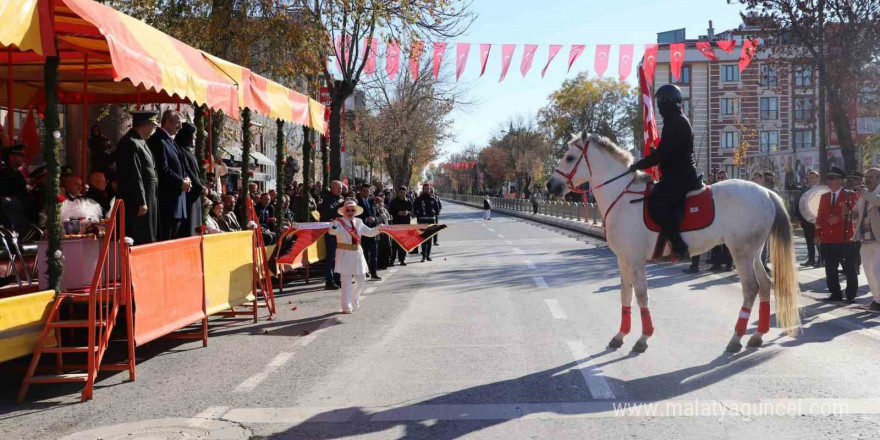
[654,84,683,118]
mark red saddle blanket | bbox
[644,184,715,233]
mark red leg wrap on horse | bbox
[620,306,632,334]
[640,307,654,336]
[758,301,770,333]
[735,306,751,336]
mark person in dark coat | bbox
[116,111,160,245]
[388,186,414,265]
[0,144,29,232]
[174,122,206,237]
[629,84,700,260]
[431,187,442,245]
[356,183,380,280]
[85,171,112,216]
[148,110,190,241]
[414,184,440,262]
[795,170,821,267]
[318,180,345,289]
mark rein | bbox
[553,139,648,226]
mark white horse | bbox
[546,132,800,353]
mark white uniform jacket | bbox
[328,217,382,274]
[854,185,880,241]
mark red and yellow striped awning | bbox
[0,0,326,129]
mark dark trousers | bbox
[419,219,434,258]
[159,217,183,241]
[324,234,341,285]
[392,241,408,263]
[821,243,859,299]
[377,235,392,269]
[362,236,378,275]
[433,216,440,244]
[647,179,688,245]
[710,244,732,267]
[801,220,816,262]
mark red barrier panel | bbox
[129,236,206,346]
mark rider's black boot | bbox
[668,231,690,261]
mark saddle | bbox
[643,180,715,261]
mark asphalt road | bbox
[1,202,879,440]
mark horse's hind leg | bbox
[629,260,652,353]
[727,249,761,353]
[609,256,633,349]
[747,258,772,347]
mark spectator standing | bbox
[319,180,345,290]
[88,125,114,174]
[483,195,492,220]
[854,168,880,312]
[414,184,440,262]
[389,186,414,265]
[816,167,858,303]
[148,110,190,241]
[0,144,30,232]
[431,187,442,246]
[795,170,821,267]
[374,192,392,270]
[328,200,383,313]
[174,122,206,238]
[356,183,380,280]
[116,110,160,245]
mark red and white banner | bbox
[695,41,717,61]
[410,41,424,80]
[386,41,400,81]
[432,42,446,80]
[363,38,379,75]
[276,223,333,265]
[456,43,470,81]
[382,224,448,252]
[500,44,516,82]
[618,44,634,81]
[670,43,685,82]
[643,44,658,85]
[738,38,758,72]
[716,40,737,53]
[639,64,660,180]
[542,44,562,78]
[594,44,611,77]
[479,44,491,77]
[568,44,586,72]
[521,44,538,77]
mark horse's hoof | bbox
[726,341,743,353]
[632,340,648,353]
[747,334,764,347]
[608,336,624,348]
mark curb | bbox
[442,198,606,240]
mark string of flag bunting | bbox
[333,38,760,84]
[441,161,477,170]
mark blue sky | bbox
[438,0,747,159]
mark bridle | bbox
[552,139,648,225]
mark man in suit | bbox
[816,167,859,303]
[853,168,880,312]
[795,170,821,267]
[148,110,190,241]
[356,183,380,280]
[389,186,414,266]
[116,111,160,245]
[319,180,345,290]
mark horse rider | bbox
[628,83,700,260]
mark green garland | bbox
[297,126,312,222]
[42,55,63,292]
[320,135,330,191]
[238,107,252,223]
[194,104,208,223]
[274,119,285,236]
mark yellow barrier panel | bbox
[0,290,57,363]
[203,231,256,316]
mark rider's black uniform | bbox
[630,85,700,258]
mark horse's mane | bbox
[571,132,653,183]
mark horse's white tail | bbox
[769,192,802,336]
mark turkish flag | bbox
[594,44,611,77]
[363,38,378,75]
[521,44,538,77]
[386,41,400,81]
[738,38,758,72]
[643,44,658,84]
[500,44,516,82]
[432,42,446,80]
[383,224,448,252]
[409,41,424,80]
[618,44,634,81]
[456,43,470,81]
[568,44,586,72]
[20,107,41,162]
[275,223,332,265]
[542,44,562,78]
[695,41,717,61]
[669,43,685,82]
[639,65,660,180]
[479,44,491,77]
[716,40,736,53]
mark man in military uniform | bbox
[116,110,160,245]
[629,84,700,260]
[816,167,859,303]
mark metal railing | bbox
[440,193,603,226]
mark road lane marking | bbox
[487,228,496,232]
[233,319,335,393]
[533,276,548,289]
[544,299,567,319]
[506,240,514,246]
[512,248,525,255]
[189,406,231,426]
[566,340,616,400]
[524,260,536,269]
[497,234,505,238]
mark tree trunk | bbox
[274,119,285,236]
[43,54,63,292]
[827,86,858,171]
[816,3,828,179]
[297,126,313,222]
[194,104,208,224]
[328,99,343,181]
[320,134,330,189]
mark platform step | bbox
[49,320,107,328]
[26,373,88,384]
[40,346,95,354]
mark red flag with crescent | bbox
[479,44,491,77]
[456,43,470,81]
[639,64,660,180]
[695,41,717,61]
[643,44,658,85]
[568,44,585,72]
[275,223,332,265]
[521,44,538,77]
[594,44,610,77]
[542,44,562,78]
[738,38,758,72]
[382,224,448,252]
[363,38,378,75]
[432,42,447,80]
[386,41,400,81]
[618,44,634,81]
[670,43,685,82]
[410,41,424,80]
[716,40,736,53]
[500,44,516,82]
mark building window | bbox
[760,130,779,152]
[760,97,779,120]
[793,130,814,149]
[759,64,778,87]
[721,131,738,149]
[681,98,692,119]
[794,65,813,87]
[858,117,880,134]
[720,98,737,116]
[674,65,691,84]
[721,65,739,82]
[794,97,814,121]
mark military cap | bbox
[2,143,25,159]
[848,170,864,178]
[29,165,47,179]
[827,167,847,178]
[130,110,159,127]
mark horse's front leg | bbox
[630,260,653,353]
[608,256,633,349]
